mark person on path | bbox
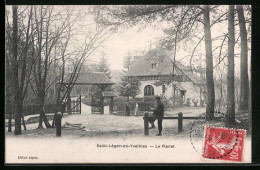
[134,103,139,116]
[149,96,164,136]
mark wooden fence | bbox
[22,103,66,116]
[143,112,205,135]
[70,96,81,114]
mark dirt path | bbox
[5,106,252,164]
[5,107,207,139]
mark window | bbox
[162,85,166,94]
[144,85,154,96]
[151,63,157,69]
[180,91,185,101]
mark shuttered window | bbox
[144,85,154,96]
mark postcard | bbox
[5,5,251,164]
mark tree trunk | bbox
[14,101,22,135]
[12,5,22,135]
[226,5,236,126]
[43,114,51,128]
[203,5,215,120]
[38,94,51,128]
[38,103,44,129]
[21,113,27,130]
[67,90,71,115]
[237,5,249,111]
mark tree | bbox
[98,55,112,79]
[226,5,235,126]
[119,54,141,99]
[29,6,64,128]
[236,5,249,111]
[93,5,219,120]
[12,5,20,134]
[120,77,141,99]
[203,5,215,120]
[123,53,132,73]
[6,6,34,135]
[5,8,14,132]
[49,7,111,124]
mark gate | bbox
[71,95,81,114]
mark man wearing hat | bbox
[149,96,165,136]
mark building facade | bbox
[125,55,206,106]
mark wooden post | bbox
[91,97,93,114]
[100,85,107,115]
[143,112,149,136]
[8,112,12,132]
[173,86,176,106]
[101,94,104,114]
[67,90,71,115]
[79,95,81,114]
[56,112,62,137]
[200,87,202,106]
[178,112,183,133]
[109,97,113,114]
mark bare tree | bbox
[28,6,83,128]
[6,6,34,135]
[12,5,20,134]
[203,5,215,120]
[236,5,249,112]
[93,5,220,120]
[226,5,235,126]
[51,13,111,126]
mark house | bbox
[124,54,206,106]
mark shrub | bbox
[186,98,191,107]
[113,96,132,111]
[81,96,110,106]
[161,98,174,110]
[113,96,174,113]
[193,99,198,107]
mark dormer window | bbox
[151,63,157,69]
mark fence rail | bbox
[143,112,205,135]
[71,98,81,113]
[21,104,66,116]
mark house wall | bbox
[137,80,204,105]
[178,82,201,103]
[137,80,173,99]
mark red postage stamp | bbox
[203,126,246,162]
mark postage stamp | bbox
[202,126,246,162]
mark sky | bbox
[6,5,251,75]
[87,5,251,74]
[99,26,164,70]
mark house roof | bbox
[126,55,180,76]
[175,83,187,91]
[60,72,114,85]
[125,55,205,85]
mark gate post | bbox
[109,97,113,114]
[178,112,183,133]
[79,95,81,114]
[56,112,62,137]
[143,112,149,136]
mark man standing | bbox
[149,96,164,136]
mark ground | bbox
[5,104,251,163]
[5,105,206,138]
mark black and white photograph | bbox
[5,5,252,164]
